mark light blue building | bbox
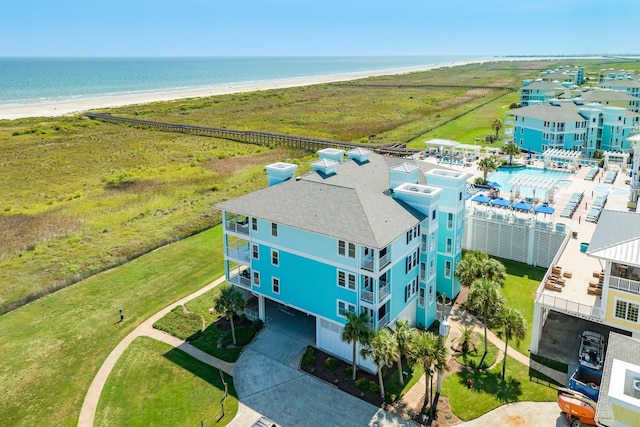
[216,149,470,369]
[505,99,640,158]
[519,80,569,107]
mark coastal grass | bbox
[0,226,224,427]
[95,337,237,427]
[443,355,558,421]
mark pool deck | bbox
[420,155,634,312]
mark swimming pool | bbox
[487,167,571,197]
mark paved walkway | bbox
[78,275,232,427]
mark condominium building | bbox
[216,149,470,369]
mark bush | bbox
[324,357,340,371]
[344,366,353,376]
[385,393,398,404]
[301,347,316,366]
[252,318,264,330]
[219,325,257,347]
[356,378,369,390]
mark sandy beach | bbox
[0,59,488,121]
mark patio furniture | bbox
[563,271,573,278]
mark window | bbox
[615,299,639,323]
[404,278,418,302]
[348,242,356,258]
[445,260,452,278]
[432,209,436,220]
[430,232,436,251]
[338,240,345,256]
[338,240,356,258]
[447,213,454,229]
[430,259,435,277]
[418,288,425,308]
[253,271,260,286]
[272,277,280,294]
[337,270,356,291]
[271,222,278,237]
[459,192,462,201]
[429,284,434,303]
[405,250,418,273]
[251,218,258,231]
[406,224,420,243]
[271,249,279,266]
[337,300,355,318]
[252,244,259,260]
[446,238,452,254]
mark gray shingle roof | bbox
[522,81,565,90]
[579,90,637,102]
[216,154,442,248]
[506,102,586,122]
[599,79,640,89]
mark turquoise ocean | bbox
[0,56,484,108]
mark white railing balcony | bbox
[362,257,374,272]
[379,253,391,269]
[609,276,640,295]
[361,290,374,304]
[229,270,251,289]
[225,220,250,235]
[536,291,603,323]
[378,313,390,328]
[378,284,390,301]
[226,243,250,263]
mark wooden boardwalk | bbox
[86,112,421,157]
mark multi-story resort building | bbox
[519,80,568,107]
[504,99,640,157]
[539,65,585,85]
[598,68,637,84]
[216,148,469,370]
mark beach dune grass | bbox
[0,226,224,426]
[95,337,237,427]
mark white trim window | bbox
[252,244,259,260]
[252,270,260,287]
[404,277,418,302]
[337,270,356,291]
[337,300,356,318]
[271,222,278,237]
[271,249,279,266]
[272,277,280,294]
[447,213,454,230]
[614,298,639,323]
[338,240,356,258]
[446,238,452,254]
[251,218,258,231]
[445,260,452,278]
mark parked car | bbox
[579,331,605,371]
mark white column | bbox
[258,295,266,322]
[530,303,543,353]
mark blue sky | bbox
[3,0,638,57]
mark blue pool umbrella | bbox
[489,181,501,188]
[491,197,511,208]
[465,193,472,200]
[512,200,533,211]
[472,193,491,203]
[534,204,555,215]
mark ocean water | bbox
[0,56,483,108]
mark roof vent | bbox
[310,158,339,177]
[347,147,371,164]
[265,162,298,186]
[317,148,345,163]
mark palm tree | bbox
[393,319,415,386]
[497,307,526,380]
[477,156,498,182]
[341,311,372,380]
[455,250,488,288]
[407,331,447,421]
[467,279,504,356]
[491,118,503,139]
[503,142,521,165]
[454,325,475,356]
[361,328,398,398]
[213,285,246,345]
[479,258,507,287]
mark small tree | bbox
[497,307,526,380]
[341,312,372,380]
[407,331,447,421]
[361,328,398,398]
[479,258,507,287]
[213,285,246,345]
[454,325,476,355]
[491,118,503,139]
[455,250,489,288]
[478,156,499,182]
[468,279,504,356]
[503,142,521,166]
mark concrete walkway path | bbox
[78,275,231,427]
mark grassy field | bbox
[443,355,558,421]
[0,226,224,426]
[95,337,237,427]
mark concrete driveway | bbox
[457,402,570,427]
[230,306,412,427]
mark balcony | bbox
[362,256,374,272]
[378,312,390,328]
[225,217,250,235]
[226,242,250,263]
[361,289,374,304]
[378,283,390,301]
[609,276,640,295]
[229,267,251,290]
[536,291,603,323]
[379,252,391,269]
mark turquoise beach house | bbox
[504,99,640,158]
[216,148,469,370]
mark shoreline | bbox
[0,59,488,120]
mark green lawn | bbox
[455,332,499,370]
[95,337,237,426]
[0,226,224,427]
[442,355,558,421]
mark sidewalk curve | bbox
[78,275,228,427]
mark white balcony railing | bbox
[361,290,374,304]
[362,257,374,271]
[379,252,391,269]
[226,243,250,263]
[378,313,390,328]
[378,284,390,301]
[536,291,603,323]
[225,220,250,235]
[609,276,640,295]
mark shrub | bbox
[301,347,316,366]
[356,378,369,390]
[344,366,353,376]
[385,393,398,404]
[367,380,380,393]
[324,357,340,371]
[252,318,264,330]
